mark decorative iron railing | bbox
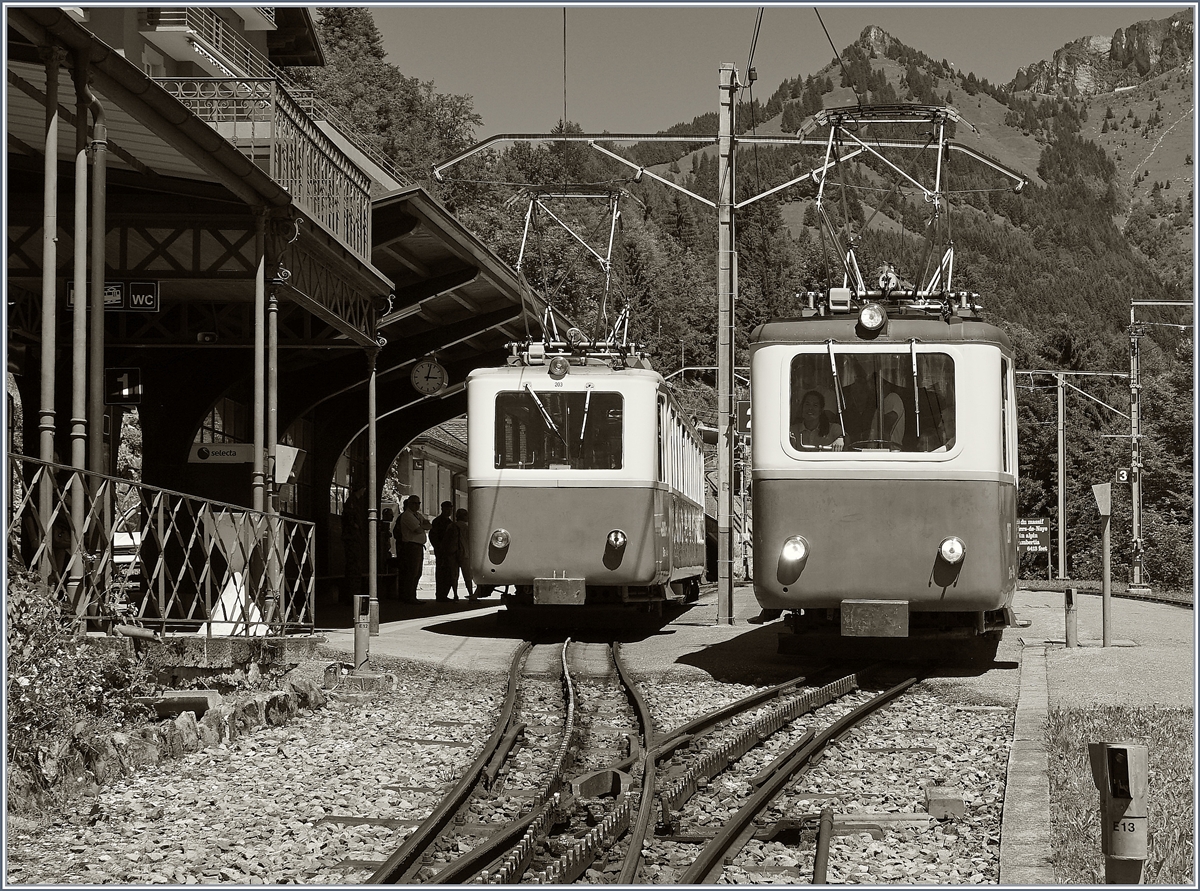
[142,6,413,192]
[6,454,316,637]
[159,78,372,258]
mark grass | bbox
[1020,577,1194,605]
[1047,705,1194,884]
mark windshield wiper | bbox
[827,341,848,440]
[578,389,592,448]
[523,384,568,447]
[910,339,921,439]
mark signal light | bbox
[606,530,627,550]
[548,356,571,379]
[490,529,511,550]
[858,303,887,332]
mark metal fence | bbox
[6,454,315,637]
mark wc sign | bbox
[67,280,159,311]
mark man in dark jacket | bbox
[428,501,458,601]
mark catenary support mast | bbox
[717,64,737,625]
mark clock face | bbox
[411,359,447,395]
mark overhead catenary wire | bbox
[743,7,763,86]
[562,7,568,125]
[742,7,779,322]
[815,6,861,107]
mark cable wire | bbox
[814,7,861,107]
[744,8,763,88]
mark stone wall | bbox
[6,675,328,813]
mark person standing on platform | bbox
[397,496,431,602]
[378,507,396,599]
[454,508,477,600]
[429,501,458,601]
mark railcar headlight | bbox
[548,356,571,379]
[606,529,627,550]
[858,302,887,332]
[939,536,966,564]
[776,535,810,586]
[490,529,511,550]
[780,537,808,562]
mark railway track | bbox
[367,640,648,884]
[362,649,927,885]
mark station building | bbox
[5,6,552,632]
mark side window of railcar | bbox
[787,351,956,453]
[494,390,623,470]
[1001,357,1012,474]
[662,396,672,482]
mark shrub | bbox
[6,564,153,798]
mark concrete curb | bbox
[999,645,1056,884]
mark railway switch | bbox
[1088,741,1148,883]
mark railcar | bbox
[750,292,1018,644]
[467,340,705,610]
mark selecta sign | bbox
[188,443,255,464]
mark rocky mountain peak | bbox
[859,25,899,57]
[1011,9,1193,96]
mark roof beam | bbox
[380,267,480,327]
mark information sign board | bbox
[1017,518,1050,554]
[68,280,159,311]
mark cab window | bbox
[495,389,623,469]
[788,351,955,453]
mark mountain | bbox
[604,11,1192,587]
[1012,10,1194,94]
[642,11,1195,306]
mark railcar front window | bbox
[788,351,955,453]
[495,390,623,469]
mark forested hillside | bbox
[290,8,1193,589]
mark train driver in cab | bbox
[790,389,844,451]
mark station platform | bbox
[319,583,1194,709]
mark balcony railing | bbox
[160,78,372,258]
[142,6,413,192]
[141,7,276,79]
[7,454,316,637]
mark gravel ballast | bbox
[6,658,1014,885]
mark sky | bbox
[371,3,1188,135]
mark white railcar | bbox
[467,345,705,608]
